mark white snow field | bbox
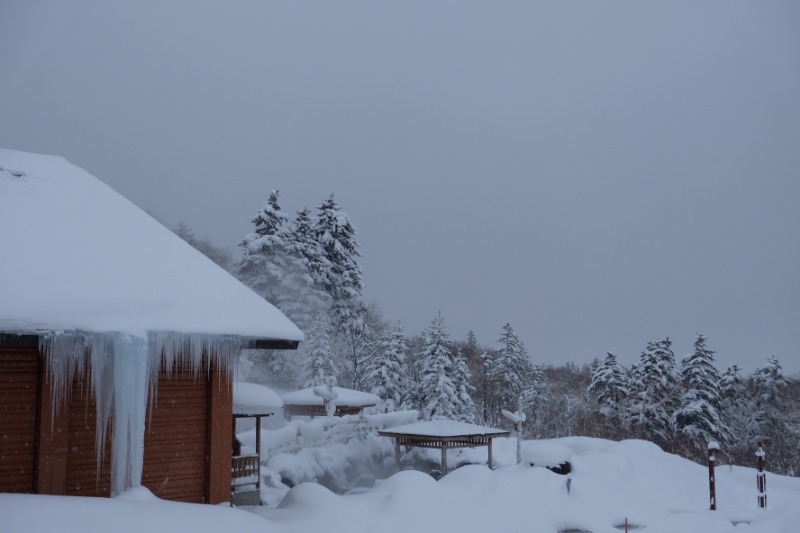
[3,437,799,533]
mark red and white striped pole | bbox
[708,441,719,510]
[756,442,767,508]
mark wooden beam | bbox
[488,438,493,470]
[441,441,448,476]
[206,360,233,505]
[395,438,401,466]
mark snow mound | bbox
[522,440,573,468]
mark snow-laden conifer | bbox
[313,195,363,321]
[589,352,628,419]
[417,313,458,420]
[451,350,477,423]
[363,322,412,412]
[627,338,681,445]
[301,313,337,388]
[674,334,726,449]
[490,323,533,409]
[236,190,292,305]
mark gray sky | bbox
[1,1,799,375]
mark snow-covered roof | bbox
[281,386,380,407]
[0,149,303,342]
[233,382,283,415]
[380,419,509,438]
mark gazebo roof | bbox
[379,420,510,439]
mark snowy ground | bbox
[3,437,800,533]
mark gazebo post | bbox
[441,441,448,475]
[488,438,493,470]
[255,416,262,491]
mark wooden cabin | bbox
[0,150,302,504]
[281,386,380,419]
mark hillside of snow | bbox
[4,436,800,533]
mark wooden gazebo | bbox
[231,382,282,505]
[378,420,510,475]
[281,386,380,419]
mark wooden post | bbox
[255,416,262,491]
[206,360,233,505]
[756,442,767,508]
[488,438,494,470]
[441,441,448,476]
[708,441,719,510]
[394,438,401,466]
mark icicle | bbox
[110,335,148,495]
[41,330,246,496]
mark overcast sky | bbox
[1,1,799,375]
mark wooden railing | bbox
[231,454,260,487]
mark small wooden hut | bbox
[0,150,302,504]
[281,386,380,419]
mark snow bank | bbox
[6,436,800,533]
[0,490,273,533]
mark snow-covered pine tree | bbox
[490,323,533,410]
[718,364,757,461]
[301,313,337,388]
[673,334,726,452]
[313,194,363,323]
[752,356,789,445]
[451,350,477,423]
[286,208,328,287]
[363,322,412,412]
[236,190,292,305]
[626,338,681,446]
[479,351,498,426]
[313,195,369,387]
[521,363,548,437]
[589,352,628,420]
[417,313,458,420]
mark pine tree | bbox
[490,323,532,409]
[236,190,292,304]
[451,351,477,423]
[719,364,755,459]
[522,363,548,435]
[313,195,368,387]
[589,352,628,419]
[626,338,681,446]
[417,313,458,420]
[363,322,412,412]
[752,356,789,443]
[287,207,328,288]
[479,351,498,426]
[313,194,363,323]
[674,334,726,451]
[301,313,337,388]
